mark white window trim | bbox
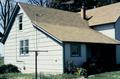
[70,43,81,57]
[19,39,29,56]
[18,13,23,31]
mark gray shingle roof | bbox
[80,2,120,26]
[19,3,119,44]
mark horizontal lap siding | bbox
[94,24,115,39]
[35,29,63,74]
[4,17,17,65]
[64,43,87,66]
[5,8,63,74]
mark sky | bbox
[0,0,27,56]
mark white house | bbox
[1,2,120,74]
[84,2,120,64]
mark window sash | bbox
[19,15,22,22]
[18,14,23,30]
[71,44,81,57]
[20,40,29,55]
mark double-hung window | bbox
[20,40,29,55]
[71,44,81,57]
[18,14,23,30]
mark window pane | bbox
[20,40,23,47]
[19,23,22,30]
[20,40,29,55]
[71,44,81,57]
[24,40,29,54]
[18,14,23,30]
[25,47,29,54]
[20,48,24,54]
[25,40,29,46]
[20,40,23,55]
[19,15,22,22]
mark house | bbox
[1,2,120,74]
[84,2,120,64]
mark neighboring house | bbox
[1,2,120,74]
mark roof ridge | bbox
[18,2,119,44]
[19,2,78,14]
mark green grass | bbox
[88,71,120,79]
[1,71,120,79]
[0,57,4,66]
[0,73,33,79]
[0,73,79,79]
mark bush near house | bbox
[65,60,88,77]
[0,64,20,74]
[0,57,4,66]
[81,60,116,75]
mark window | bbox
[18,14,23,30]
[20,40,29,55]
[71,44,81,57]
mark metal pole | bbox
[35,51,38,79]
[29,50,48,79]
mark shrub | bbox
[65,60,77,74]
[0,64,20,74]
[0,57,4,66]
[81,60,107,75]
[65,60,87,77]
[74,68,87,77]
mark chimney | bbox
[94,0,97,8]
[81,0,87,20]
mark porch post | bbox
[81,44,87,63]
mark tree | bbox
[27,0,81,11]
[28,0,52,7]
[0,0,15,36]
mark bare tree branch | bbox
[0,1,5,17]
[28,0,49,7]
[0,0,15,37]
[0,23,4,30]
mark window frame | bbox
[18,13,23,30]
[19,39,29,56]
[70,43,81,57]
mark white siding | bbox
[4,7,63,74]
[64,43,87,66]
[94,24,115,39]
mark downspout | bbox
[63,43,65,73]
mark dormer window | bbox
[18,14,23,30]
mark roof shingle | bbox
[19,3,119,44]
[81,2,120,26]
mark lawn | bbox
[0,71,120,79]
[88,71,120,79]
[0,73,33,79]
[0,57,4,66]
[0,73,79,79]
